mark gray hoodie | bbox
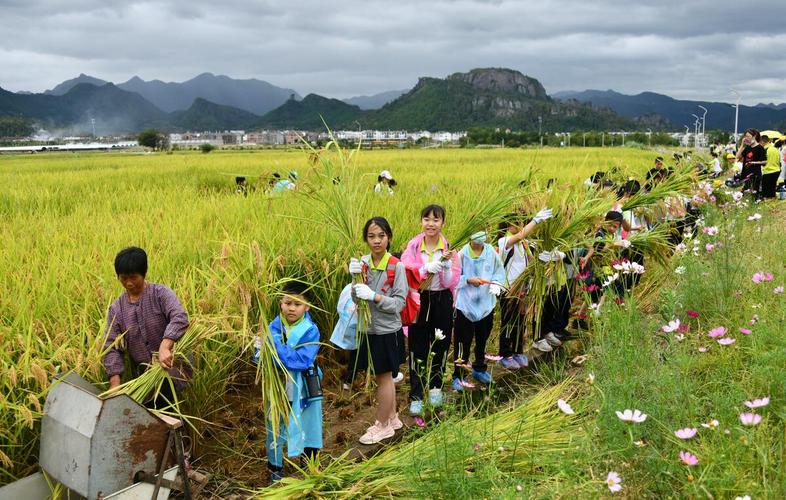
[351,253,407,335]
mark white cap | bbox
[379,170,393,180]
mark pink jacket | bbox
[400,233,461,299]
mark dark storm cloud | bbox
[0,0,783,104]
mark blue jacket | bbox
[269,312,322,457]
[455,243,506,322]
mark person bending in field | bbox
[102,247,190,410]
[451,231,506,391]
[496,208,552,367]
[374,170,397,195]
[401,204,460,416]
[348,217,408,444]
[265,281,322,482]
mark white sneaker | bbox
[428,388,444,407]
[532,339,554,352]
[392,372,404,384]
[544,332,563,347]
[389,413,403,430]
[359,421,395,444]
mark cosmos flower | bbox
[700,419,719,429]
[557,399,575,415]
[662,319,681,333]
[679,451,699,466]
[616,409,647,423]
[434,329,445,341]
[718,337,736,345]
[744,397,769,409]
[606,471,622,493]
[674,428,697,439]
[739,413,762,426]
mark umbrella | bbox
[760,130,782,141]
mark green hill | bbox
[257,94,364,129]
[170,98,260,131]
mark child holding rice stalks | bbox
[451,230,506,390]
[348,217,408,444]
[264,281,323,482]
[401,204,460,416]
[496,208,552,368]
[102,247,190,410]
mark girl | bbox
[374,170,397,195]
[348,217,408,444]
[737,128,766,197]
[452,231,506,390]
[401,204,460,416]
[496,208,552,365]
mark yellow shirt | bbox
[368,252,391,271]
[420,238,445,261]
[764,145,781,174]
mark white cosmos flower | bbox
[616,409,647,423]
[434,328,445,341]
[557,399,575,415]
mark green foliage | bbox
[0,116,34,138]
[257,94,363,130]
[137,128,167,150]
[199,142,216,154]
[171,98,260,131]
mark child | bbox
[265,281,322,482]
[272,171,298,192]
[374,170,396,195]
[102,247,190,410]
[348,216,408,444]
[452,231,505,390]
[401,204,460,416]
[496,208,552,368]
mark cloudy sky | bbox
[1,0,783,104]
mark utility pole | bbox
[91,118,96,138]
[691,114,701,149]
[730,89,741,142]
[621,131,626,147]
[583,133,587,147]
[538,116,543,147]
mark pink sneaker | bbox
[359,421,395,444]
[389,414,403,430]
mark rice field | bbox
[0,145,721,496]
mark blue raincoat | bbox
[266,312,322,467]
[455,243,506,322]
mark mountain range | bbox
[553,89,786,132]
[3,69,786,135]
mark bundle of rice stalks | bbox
[255,382,582,498]
[622,166,695,211]
[625,223,674,268]
[509,186,615,339]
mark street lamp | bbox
[698,105,707,147]
[691,114,701,149]
[684,125,690,148]
[730,89,741,142]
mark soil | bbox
[188,329,588,499]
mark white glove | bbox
[425,261,443,274]
[353,284,376,301]
[533,207,553,224]
[538,250,566,262]
[440,257,453,269]
[619,239,632,249]
[348,258,363,275]
[489,284,502,296]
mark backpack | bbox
[367,255,420,327]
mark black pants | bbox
[538,286,572,341]
[452,310,493,379]
[409,289,453,400]
[498,294,525,357]
[761,172,779,198]
[743,165,762,194]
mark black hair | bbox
[114,247,148,277]
[272,172,281,179]
[388,179,397,187]
[655,156,664,163]
[282,280,310,301]
[761,135,770,143]
[546,178,556,188]
[421,204,446,222]
[618,179,641,198]
[363,216,393,250]
[743,128,761,142]
[590,171,606,184]
[235,176,246,184]
[605,211,624,223]
[518,179,528,188]
[377,175,384,182]
[711,151,718,158]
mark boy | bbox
[102,247,190,409]
[265,281,322,482]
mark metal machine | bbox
[0,373,192,500]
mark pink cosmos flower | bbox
[775,286,784,294]
[747,213,762,221]
[708,326,726,338]
[703,226,719,235]
[679,451,699,466]
[674,428,698,439]
[458,379,476,389]
[575,270,591,280]
[484,354,503,362]
[718,337,736,345]
[705,243,716,252]
[686,310,700,318]
[698,346,708,353]
[744,397,769,409]
[739,413,762,426]
[606,471,622,493]
[582,284,600,293]
[662,319,681,333]
[739,328,752,335]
